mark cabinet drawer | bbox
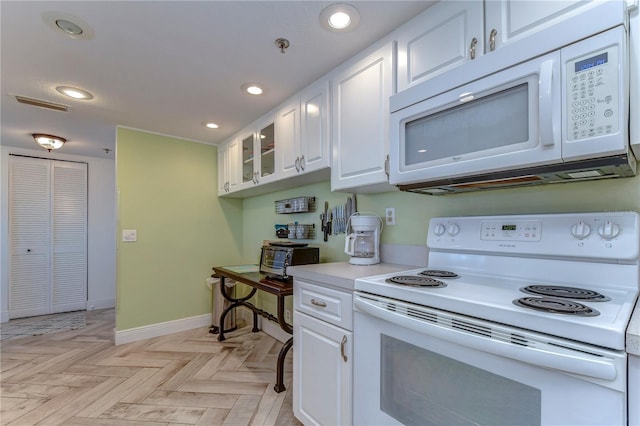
[294,280,353,331]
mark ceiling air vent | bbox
[14,95,68,112]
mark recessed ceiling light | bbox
[42,12,94,40]
[320,4,360,32]
[203,122,219,129]
[241,83,264,96]
[56,86,94,100]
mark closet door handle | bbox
[340,335,348,362]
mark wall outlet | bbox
[385,208,396,225]
[122,229,137,242]
[285,309,292,322]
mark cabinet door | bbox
[258,120,276,183]
[397,1,483,92]
[300,79,330,173]
[227,137,240,191]
[485,0,596,52]
[293,311,352,426]
[217,142,229,195]
[240,131,256,186]
[331,42,394,192]
[276,98,301,179]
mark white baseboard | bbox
[115,313,210,345]
[87,298,115,310]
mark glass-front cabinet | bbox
[237,113,277,190]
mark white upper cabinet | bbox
[300,79,330,174]
[277,78,330,180]
[396,0,614,93]
[236,114,277,191]
[217,137,240,195]
[397,1,484,92]
[484,0,597,52]
[331,42,395,193]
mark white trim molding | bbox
[115,313,211,345]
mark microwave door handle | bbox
[539,59,558,147]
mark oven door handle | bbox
[354,297,618,381]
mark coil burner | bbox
[419,270,460,279]
[520,285,610,301]
[385,276,447,288]
[513,296,600,316]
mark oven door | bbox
[353,293,627,426]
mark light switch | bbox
[122,229,137,242]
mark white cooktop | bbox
[356,212,640,351]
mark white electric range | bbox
[353,211,640,425]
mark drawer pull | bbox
[340,335,348,362]
[310,298,327,308]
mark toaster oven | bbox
[260,245,319,280]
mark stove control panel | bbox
[480,220,541,241]
[428,212,640,261]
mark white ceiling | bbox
[1,1,432,158]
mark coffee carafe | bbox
[344,213,383,265]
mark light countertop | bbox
[288,262,640,356]
[627,301,640,356]
[287,262,410,291]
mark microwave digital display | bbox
[574,52,608,72]
[502,225,517,231]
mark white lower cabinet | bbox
[293,279,353,425]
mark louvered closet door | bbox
[8,156,88,318]
[52,161,87,313]
[9,157,52,318]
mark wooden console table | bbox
[211,265,293,393]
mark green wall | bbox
[116,128,242,331]
[116,125,640,330]
[241,174,640,259]
[241,174,640,314]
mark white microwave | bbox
[389,26,636,195]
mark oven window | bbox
[380,335,541,425]
[404,83,529,165]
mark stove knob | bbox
[447,223,460,236]
[570,221,591,239]
[598,220,620,239]
[433,223,446,236]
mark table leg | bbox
[274,336,293,393]
[217,277,259,341]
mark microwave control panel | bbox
[566,44,619,141]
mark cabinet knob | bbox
[489,29,497,52]
[469,37,478,60]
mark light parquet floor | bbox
[0,309,301,426]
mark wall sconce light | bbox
[32,133,67,151]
